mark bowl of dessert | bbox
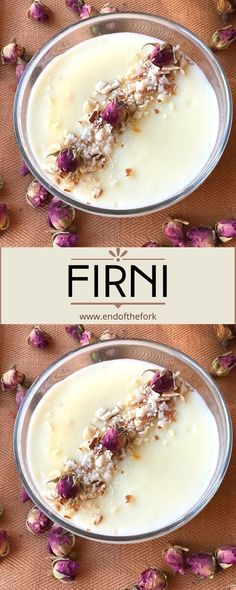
[14,339,232,543]
[14,13,232,217]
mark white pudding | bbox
[27,32,219,211]
[27,359,219,536]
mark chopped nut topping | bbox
[46,43,189,199]
[125,494,134,503]
[46,368,191,519]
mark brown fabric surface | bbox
[0,0,236,247]
[0,324,236,589]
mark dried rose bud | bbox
[100,3,118,13]
[211,25,236,50]
[27,326,50,349]
[99,329,116,342]
[26,506,51,534]
[139,567,168,590]
[27,0,50,22]
[1,38,24,64]
[0,530,9,557]
[215,545,236,568]
[1,364,24,392]
[214,324,236,348]
[101,428,127,453]
[52,558,79,582]
[80,4,97,18]
[215,219,236,242]
[0,203,10,231]
[151,43,173,67]
[48,525,75,558]
[210,352,236,376]
[21,159,30,176]
[186,227,216,247]
[16,383,28,410]
[151,370,174,394]
[56,475,79,500]
[56,148,79,173]
[80,330,92,345]
[214,0,236,21]
[65,324,85,340]
[52,231,79,248]
[26,179,50,208]
[163,219,187,247]
[20,487,30,503]
[16,58,27,82]
[101,101,126,127]
[186,553,216,578]
[48,198,75,230]
[163,546,187,575]
[65,0,85,14]
[142,240,159,247]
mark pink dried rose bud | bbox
[16,58,27,82]
[0,530,9,557]
[215,545,236,568]
[0,202,10,231]
[101,428,127,454]
[142,240,159,247]
[215,219,236,242]
[186,553,216,579]
[163,545,188,575]
[80,330,92,345]
[48,198,75,230]
[27,326,50,349]
[211,25,236,50]
[214,324,236,348]
[20,487,30,503]
[15,383,28,410]
[56,474,79,500]
[52,558,79,582]
[65,324,85,340]
[21,159,30,176]
[214,0,236,21]
[26,506,51,534]
[65,0,85,14]
[186,226,216,247]
[210,352,236,377]
[1,38,24,64]
[80,4,97,18]
[48,525,75,558]
[52,231,79,248]
[27,0,50,22]
[26,179,50,208]
[151,370,174,394]
[151,43,173,67]
[163,219,187,247]
[139,567,168,590]
[56,148,79,173]
[1,364,24,392]
[101,101,126,127]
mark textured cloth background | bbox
[0,324,236,589]
[0,0,236,247]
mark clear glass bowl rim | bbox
[14,337,233,543]
[13,11,233,218]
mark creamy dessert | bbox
[27,32,219,211]
[27,359,219,536]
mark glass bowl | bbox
[14,338,232,543]
[14,12,232,218]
